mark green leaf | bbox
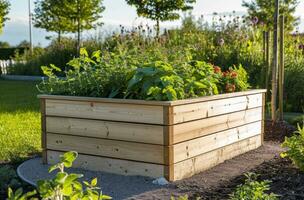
[80,48,89,57]
[100,195,112,200]
[54,172,68,184]
[91,178,98,187]
[60,151,78,168]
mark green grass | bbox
[0,79,41,162]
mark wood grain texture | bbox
[45,99,164,125]
[47,150,165,178]
[46,133,166,164]
[40,99,47,164]
[172,135,262,181]
[173,107,262,144]
[46,117,165,145]
[172,94,262,124]
[173,121,262,163]
[38,89,266,106]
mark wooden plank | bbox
[41,99,47,164]
[46,133,166,164]
[46,117,165,145]
[172,94,263,124]
[47,150,165,178]
[173,121,262,163]
[173,107,262,144]
[261,93,266,144]
[45,99,164,125]
[38,89,266,106]
[172,135,262,181]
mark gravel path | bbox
[18,141,282,200]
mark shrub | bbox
[281,124,304,170]
[230,173,278,200]
[8,151,111,200]
[0,166,21,194]
[37,48,249,100]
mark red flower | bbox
[213,66,221,74]
[230,71,238,78]
[222,72,228,77]
[226,83,236,93]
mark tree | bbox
[0,0,10,34]
[126,0,197,37]
[33,0,74,42]
[242,0,299,31]
[63,0,105,53]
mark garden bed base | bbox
[39,89,266,181]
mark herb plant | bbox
[38,48,249,101]
[281,124,304,170]
[8,151,111,200]
[230,173,278,200]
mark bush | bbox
[281,125,304,170]
[230,173,278,200]
[37,48,250,101]
[0,166,21,194]
[8,151,111,200]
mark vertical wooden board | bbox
[46,133,166,164]
[47,151,165,178]
[172,135,262,181]
[45,99,164,125]
[173,121,262,163]
[247,94,263,109]
[46,117,165,145]
[173,107,262,143]
[40,99,47,164]
[172,94,263,124]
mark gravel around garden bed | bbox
[18,141,282,200]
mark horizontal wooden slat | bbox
[46,117,165,145]
[45,99,164,125]
[46,133,166,164]
[173,107,262,144]
[172,94,262,124]
[47,150,165,178]
[172,135,262,181]
[38,89,266,106]
[173,121,262,163]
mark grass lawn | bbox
[0,79,41,162]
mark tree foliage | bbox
[34,0,105,49]
[126,0,196,36]
[0,0,10,34]
[33,0,74,41]
[242,0,299,31]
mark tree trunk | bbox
[58,30,61,43]
[278,15,285,121]
[271,0,279,122]
[76,0,81,56]
[156,19,160,38]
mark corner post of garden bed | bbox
[261,92,266,145]
[163,105,174,181]
[39,96,47,164]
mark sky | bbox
[1,0,304,46]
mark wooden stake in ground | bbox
[271,0,279,122]
[279,15,285,121]
[265,31,271,102]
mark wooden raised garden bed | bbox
[39,89,266,181]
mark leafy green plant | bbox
[281,124,304,170]
[230,173,278,200]
[38,48,249,101]
[8,151,111,200]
